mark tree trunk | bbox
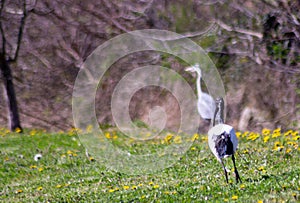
[0,53,23,132]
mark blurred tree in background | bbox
[0,0,299,132]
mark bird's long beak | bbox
[185,66,195,72]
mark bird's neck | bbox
[213,103,224,126]
[196,73,202,100]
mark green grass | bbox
[0,128,299,202]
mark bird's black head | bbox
[220,131,230,141]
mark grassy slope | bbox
[0,128,299,202]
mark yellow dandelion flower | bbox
[236,132,241,138]
[153,184,159,189]
[252,134,260,141]
[273,128,281,134]
[132,186,137,190]
[201,136,208,142]
[113,135,118,139]
[141,195,146,199]
[89,157,95,161]
[272,133,280,138]
[224,198,229,202]
[105,132,111,139]
[232,195,238,200]
[292,131,299,136]
[30,165,37,169]
[284,130,293,136]
[172,191,177,194]
[191,147,196,151]
[192,133,199,141]
[86,125,93,133]
[173,135,182,144]
[108,189,115,192]
[262,128,271,136]
[257,200,263,203]
[274,141,281,147]
[263,136,270,143]
[246,132,260,141]
[67,150,73,155]
[242,131,249,137]
[164,191,170,194]
[30,130,36,136]
[15,127,22,133]
[123,185,130,190]
[258,166,265,171]
[287,141,296,146]
[273,145,284,151]
[240,184,245,189]
[67,128,75,136]
[38,167,43,172]
[243,149,249,154]
[272,128,281,138]
[164,134,173,143]
[36,186,43,191]
[148,181,154,185]
[56,184,62,188]
[286,148,292,153]
[4,157,9,161]
[138,183,143,187]
[293,136,300,141]
[16,189,23,194]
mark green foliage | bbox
[267,42,290,62]
[198,36,217,49]
[169,2,195,33]
[132,120,149,129]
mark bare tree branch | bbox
[179,22,218,39]
[85,6,129,33]
[29,50,52,69]
[0,0,6,54]
[216,19,263,39]
[9,0,27,62]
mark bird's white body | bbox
[208,124,238,162]
[197,93,216,120]
[185,64,216,120]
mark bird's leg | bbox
[221,160,228,183]
[197,124,201,134]
[232,154,242,183]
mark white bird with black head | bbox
[185,63,216,121]
[208,97,242,183]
